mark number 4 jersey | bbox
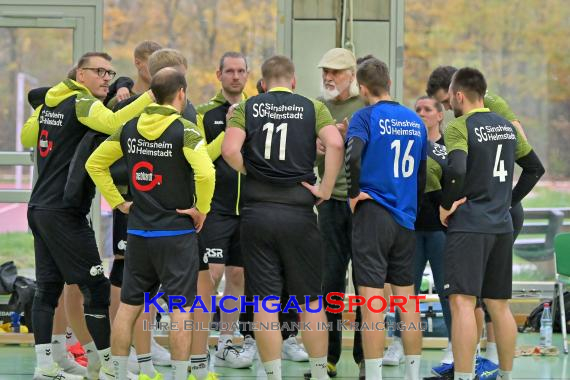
[444,108,532,233]
[347,100,428,230]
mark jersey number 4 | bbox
[390,140,415,178]
[493,144,508,182]
[263,122,287,160]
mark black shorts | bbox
[198,213,241,270]
[121,233,199,306]
[27,207,104,285]
[241,203,323,304]
[443,232,513,299]
[352,201,415,288]
[112,209,128,256]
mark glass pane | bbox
[0,27,73,272]
[0,27,74,153]
[404,2,570,282]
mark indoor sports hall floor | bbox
[0,333,567,379]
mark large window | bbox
[404,0,570,280]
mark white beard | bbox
[321,83,340,101]
[320,79,359,101]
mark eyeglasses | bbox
[81,67,117,79]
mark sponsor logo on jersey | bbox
[38,130,53,158]
[132,161,163,192]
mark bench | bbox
[513,208,565,262]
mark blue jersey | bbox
[347,101,427,229]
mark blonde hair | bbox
[134,40,162,60]
[148,48,188,77]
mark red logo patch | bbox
[132,161,163,192]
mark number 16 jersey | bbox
[444,108,532,234]
[347,100,428,230]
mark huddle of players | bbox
[22,39,545,380]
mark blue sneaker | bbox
[475,356,499,380]
[432,362,454,376]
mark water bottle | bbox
[11,312,21,333]
[539,303,553,347]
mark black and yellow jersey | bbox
[416,138,447,231]
[444,108,532,233]
[196,91,246,216]
[484,91,517,122]
[229,87,334,207]
[21,79,152,212]
[86,104,215,231]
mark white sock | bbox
[98,347,112,369]
[191,354,209,380]
[263,359,282,380]
[84,341,99,367]
[137,353,155,376]
[486,342,497,356]
[498,370,512,380]
[51,334,67,362]
[172,360,189,380]
[112,355,128,380]
[405,355,421,380]
[309,356,328,379]
[476,343,481,355]
[454,372,473,380]
[35,343,54,369]
[66,327,78,346]
[365,358,383,380]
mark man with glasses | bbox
[21,51,154,380]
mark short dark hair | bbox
[356,54,376,66]
[151,67,187,105]
[256,79,265,94]
[134,40,162,60]
[67,66,77,80]
[219,51,248,72]
[415,95,443,112]
[77,52,112,68]
[450,67,487,102]
[426,65,457,96]
[261,55,295,83]
[356,57,390,96]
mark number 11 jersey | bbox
[229,87,334,207]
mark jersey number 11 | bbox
[263,122,288,160]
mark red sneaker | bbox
[75,355,88,367]
[67,342,86,357]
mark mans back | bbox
[235,89,330,207]
[349,101,427,230]
[445,109,526,233]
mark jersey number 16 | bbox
[390,140,415,178]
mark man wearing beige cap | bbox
[311,47,366,379]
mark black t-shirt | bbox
[415,137,446,231]
[229,89,334,207]
[445,110,527,233]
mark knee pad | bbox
[109,258,124,288]
[79,276,111,310]
[33,282,64,312]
